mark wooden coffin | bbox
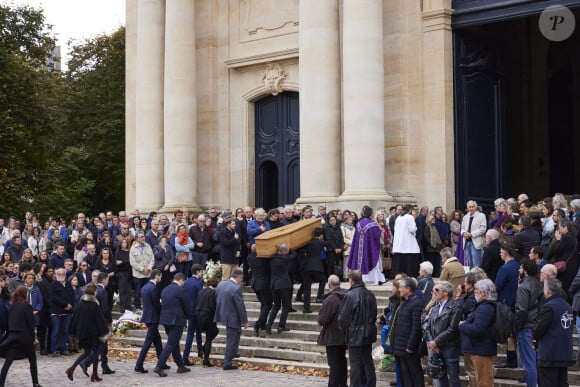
[255,218,322,257]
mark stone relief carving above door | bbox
[262,63,288,96]
[240,0,298,41]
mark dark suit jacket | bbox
[481,239,503,282]
[96,284,112,323]
[248,254,271,291]
[183,276,203,317]
[269,255,293,290]
[214,279,247,329]
[302,238,326,273]
[159,282,189,327]
[76,271,92,287]
[140,280,161,324]
[515,228,541,261]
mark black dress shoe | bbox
[277,327,290,333]
[253,324,260,337]
[223,365,239,371]
[495,361,516,368]
[160,364,171,370]
[183,360,194,367]
[234,353,241,358]
[177,366,191,373]
[102,368,116,375]
[203,361,215,368]
[303,309,312,314]
[134,367,148,374]
[265,325,272,335]
[289,308,297,313]
[153,367,167,377]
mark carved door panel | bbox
[255,92,300,209]
[454,31,505,210]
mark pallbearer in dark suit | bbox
[134,269,163,373]
[266,244,293,334]
[247,252,271,336]
[215,268,248,370]
[196,277,219,367]
[153,273,191,377]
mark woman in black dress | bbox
[0,286,42,386]
[67,283,109,382]
[196,277,219,367]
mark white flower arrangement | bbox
[203,260,222,285]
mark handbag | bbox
[555,239,578,273]
[426,352,446,379]
[176,252,189,263]
[555,260,567,273]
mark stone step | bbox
[125,329,324,352]
[116,336,327,363]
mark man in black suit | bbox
[153,273,190,377]
[247,252,271,336]
[134,269,164,373]
[300,229,327,313]
[481,229,503,282]
[515,216,541,262]
[266,244,293,333]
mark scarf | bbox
[428,224,442,249]
[178,231,188,246]
[81,294,99,305]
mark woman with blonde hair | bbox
[340,214,355,281]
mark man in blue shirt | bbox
[495,243,519,368]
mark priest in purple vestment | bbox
[347,206,386,285]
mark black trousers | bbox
[0,337,39,385]
[538,366,569,387]
[396,352,424,387]
[326,345,347,387]
[301,271,324,311]
[267,288,292,328]
[201,323,219,363]
[254,289,272,329]
[348,345,375,387]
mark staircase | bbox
[113,283,580,386]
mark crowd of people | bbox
[0,191,578,386]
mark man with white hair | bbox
[518,193,529,204]
[417,261,434,302]
[461,200,487,268]
[247,208,271,249]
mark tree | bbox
[0,4,59,218]
[61,27,126,214]
[0,3,125,221]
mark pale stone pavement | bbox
[1,356,329,387]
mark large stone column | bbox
[161,0,200,213]
[135,0,165,211]
[125,0,137,212]
[339,0,391,202]
[296,0,341,205]
[421,0,454,210]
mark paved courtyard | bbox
[2,357,329,387]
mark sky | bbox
[16,0,126,68]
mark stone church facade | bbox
[125,0,580,213]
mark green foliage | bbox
[61,28,126,214]
[0,3,125,220]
